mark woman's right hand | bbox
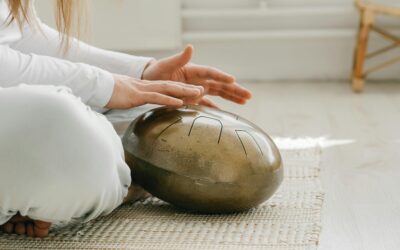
[105,74,204,109]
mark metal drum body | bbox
[123,105,283,213]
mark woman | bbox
[0,0,252,237]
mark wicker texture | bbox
[0,139,324,250]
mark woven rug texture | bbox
[0,138,324,250]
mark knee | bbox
[0,85,87,127]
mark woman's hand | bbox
[105,74,204,109]
[142,45,252,108]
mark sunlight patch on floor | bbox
[273,137,354,150]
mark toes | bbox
[140,191,152,201]
[33,227,49,238]
[33,220,51,238]
[34,220,51,230]
[2,222,14,233]
[15,222,26,235]
[123,184,149,204]
[2,216,51,238]
[26,223,34,237]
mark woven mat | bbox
[0,138,324,250]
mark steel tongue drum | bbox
[122,105,283,213]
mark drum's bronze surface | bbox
[122,105,283,213]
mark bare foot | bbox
[1,213,51,238]
[123,183,152,204]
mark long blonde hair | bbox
[7,0,85,50]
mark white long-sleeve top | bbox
[0,0,152,108]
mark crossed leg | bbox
[2,183,150,238]
[0,85,136,238]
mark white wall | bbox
[176,0,400,81]
[36,0,400,81]
[35,0,182,51]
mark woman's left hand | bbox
[142,45,252,108]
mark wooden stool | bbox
[352,0,400,92]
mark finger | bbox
[205,80,250,96]
[143,81,203,98]
[158,45,193,71]
[141,79,204,92]
[199,97,219,108]
[141,92,184,107]
[182,97,202,106]
[219,92,248,104]
[205,85,250,103]
[190,65,235,83]
[207,81,252,100]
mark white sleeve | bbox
[0,45,115,108]
[10,14,153,79]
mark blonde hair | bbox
[7,0,86,50]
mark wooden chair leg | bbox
[352,10,374,93]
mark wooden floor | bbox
[216,81,400,250]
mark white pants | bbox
[0,84,156,227]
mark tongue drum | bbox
[122,105,283,213]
